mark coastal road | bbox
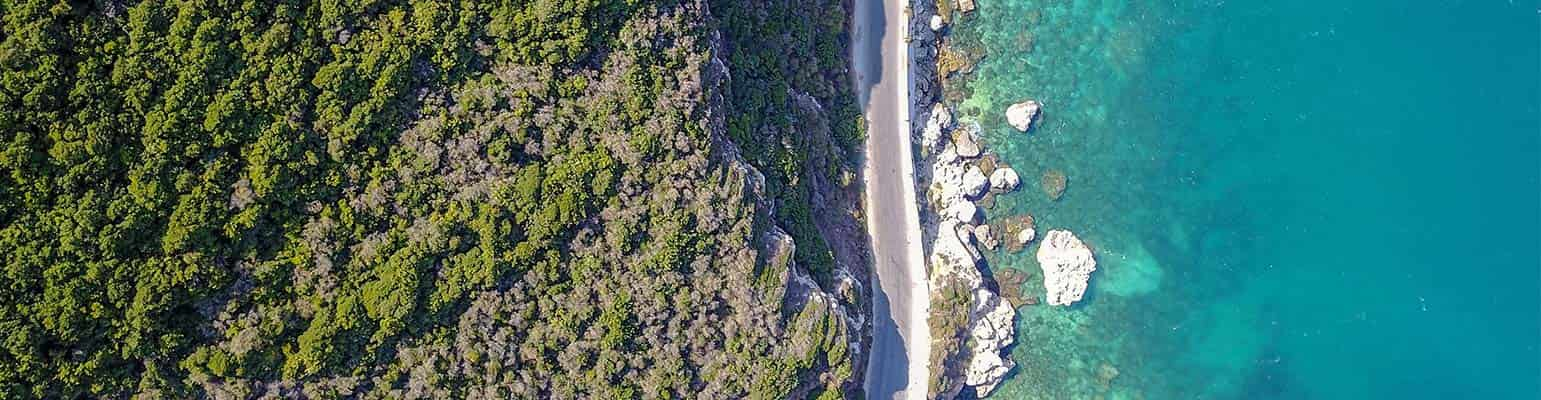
[853,0,930,399]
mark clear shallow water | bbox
[947,1,1541,398]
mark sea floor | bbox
[944,0,1541,398]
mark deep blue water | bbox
[947,1,1539,398]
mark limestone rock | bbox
[963,292,1015,396]
[923,104,953,148]
[943,200,978,224]
[989,167,1020,192]
[963,166,989,199]
[952,125,981,158]
[975,224,999,251]
[1036,230,1096,306]
[1016,226,1036,245]
[956,0,976,14]
[1006,100,1040,132]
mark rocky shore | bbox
[909,0,1099,397]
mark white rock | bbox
[943,200,978,224]
[923,103,953,148]
[989,167,1020,192]
[963,292,1015,396]
[1005,100,1041,132]
[1036,230,1096,306]
[1016,227,1036,245]
[962,166,989,199]
[975,224,999,250]
[930,15,946,31]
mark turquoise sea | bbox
[946,0,1540,398]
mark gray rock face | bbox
[1036,230,1096,306]
[989,167,1020,192]
[1006,100,1041,132]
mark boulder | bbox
[962,166,989,199]
[1006,100,1040,132]
[989,167,1020,192]
[1036,230,1096,306]
[975,224,999,251]
[956,0,976,14]
[930,15,946,32]
[1016,227,1036,245]
[943,201,979,224]
[952,127,981,158]
[923,104,953,148]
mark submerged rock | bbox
[1036,230,1096,306]
[1042,169,1067,200]
[1006,100,1041,132]
[990,167,1020,192]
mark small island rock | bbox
[1036,230,1096,306]
[1005,100,1041,132]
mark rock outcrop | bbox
[1006,100,1040,132]
[918,103,1016,399]
[962,291,1015,394]
[989,167,1020,192]
[1036,230,1096,306]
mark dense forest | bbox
[0,0,867,398]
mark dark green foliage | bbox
[0,0,861,398]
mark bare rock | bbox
[1005,100,1041,132]
[930,15,946,31]
[956,0,977,14]
[1036,230,1096,306]
[963,166,989,199]
[1016,226,1036,245]
[975,224,999,251]
[944,200,979,224]
[989,167,1020,192]
[952,125,981,158]
[963,292,1015,396]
